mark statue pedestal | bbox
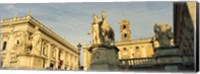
[89,44,121,71]
[155,47,182,72]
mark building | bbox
[173,2,197,69]
[0,14,79,70]
[82,18,174,70]
[116,38,155,59]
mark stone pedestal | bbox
[89,44,122,71]
[155,47,182,72]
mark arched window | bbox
[43,46,46,55]
[124,34,127,38]
[123,25,126,29]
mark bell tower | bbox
[120,18,131,41]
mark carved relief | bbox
[13,31,29,54]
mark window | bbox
[52,47,56,59]
[2,41,7,50]
[124,34,127,38]
[123,48,127,51]
[43,47,46,55]
[58,50,61,60]
[27,45,32,53]
[135,46,139,49]
[50,63,54,68]
[123,25,126,29]
[16,40,19,44]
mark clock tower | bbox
[120,18,131,41]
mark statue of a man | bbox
[89,11,115,46]
[90,14,104,45]
[31,27,42,55]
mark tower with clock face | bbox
[120,18,131,41]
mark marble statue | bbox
[153,24,173,48]
[90,11,115,45]
[89,11,123,71]
[100,11,115,45]
[31,27,42,55]
[90,14,104,45]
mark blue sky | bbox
[1,2,174,66]
[0,2,173,47]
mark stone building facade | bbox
[173,2,196,55]
[173,2,197,69]
[0,15,79,70]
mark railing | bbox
[119,57,157,67]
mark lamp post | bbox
[77,43,82,70]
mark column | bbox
[54,47,59,69]
[67,53,71,70]
[46,43,51,69]
[61,51,66,70]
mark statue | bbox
[153,24,183,72]
[153,24,173,48]
[90,14,104,45]
[89,11,123,71]
[100,11,115,45]
[89,11,115,46]
[31,26,42,55]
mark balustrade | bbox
[119,57,156,67]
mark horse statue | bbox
[100,11,115,45]
[89,11,115,45]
